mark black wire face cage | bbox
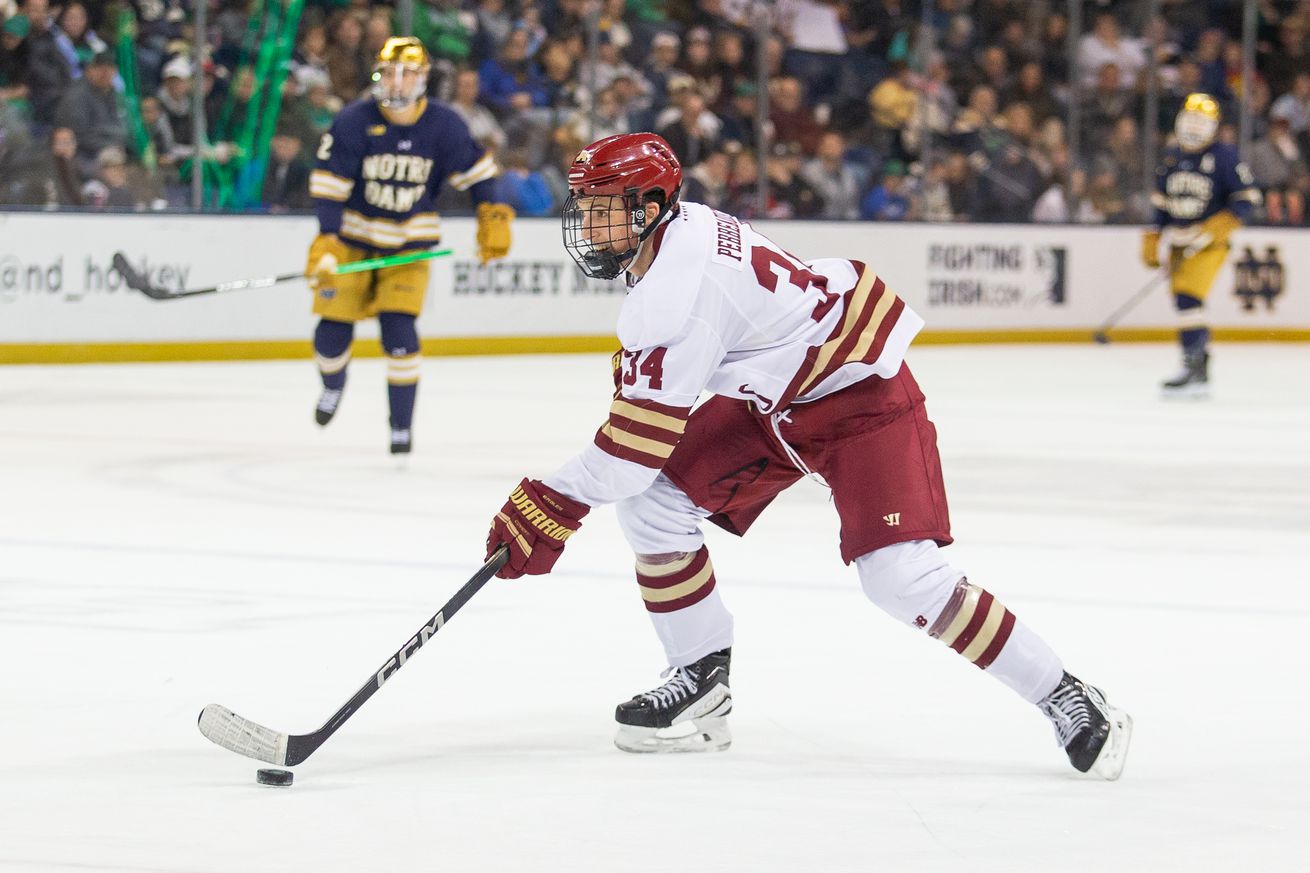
[561,191,647,280]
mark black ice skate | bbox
[315,388,343,426]
[390,427,412,455]
[615,648,732,753]
[1038,671,1133,780]
[1161,350,1209,399]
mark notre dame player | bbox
[307,37,514,453]
[1141,93,1260,398]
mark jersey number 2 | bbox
[750,247,840,323]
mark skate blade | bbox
[1090,706,1133,781]
[614,717,732,754]
[1160,383,1210,400]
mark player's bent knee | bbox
[854,539,961,628]
[617,475,705,556]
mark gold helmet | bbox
[1175,92,1220,152]
[372,37,430,109]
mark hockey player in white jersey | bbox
[485,133,1132,778]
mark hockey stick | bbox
[113,248,453,301]
[1092,239,1208,344]
[198,546,508,767]
[1091,271,1169,344]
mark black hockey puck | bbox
[256,768,294,787]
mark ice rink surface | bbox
[1,343,1308,873]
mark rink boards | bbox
[1,211,1306,363]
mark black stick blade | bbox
[112,252,173,300]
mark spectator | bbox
[53,48,124,175]
[479,26,548,114]
[680,27,723,108]
[712,29,748,114]
[476,0,513,58]
[281,68,340,156]
[34,124,85,205]
[864,60,917,159]
[1038,12,1069,86]
[294,23,331,76]
[978,140,1043,222]
[1031,167,1086,223]
[0,93,35,200]
[156,55,194,149]
[775,0,847,101]
[917,157,955,222]
[1080,63,1139,160]
[496,148,553,215]
[576,32,648,101]
[724,146,760,217]
[1080,167,1129,224]
[1,14,30,110]
[1003,61,1058,125]
[81,144,138,209]
[765,139,824,218]
[1249,106,1307,220]
[951,84,1004,157]
[917,53,960,143]
[325,11,367,102]
[860,158,912,221]
[363,11,394,60]
[657,89,720,168]
[22,0,73,126]
[961,45,1011,99]
[262,130,312,212]
[717,80,761,150]
[1077,13,1146,90]
[139,95,181,167]
[538,38,582,112]
[450,67,505,150]
[1260,21,1308,101]
[801,130,863,219]
[52,2,106,73]
[1269,72,1310,140]
[642,31,682,106]
[768,74,823,155]
[409,0,472,65]
[681,146,732,210]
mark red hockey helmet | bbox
[562,133,683,280]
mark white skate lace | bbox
[317,389,342,412]
[640,666,698,710]
[1038,679,1107,749]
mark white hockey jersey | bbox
[545,201,924,508]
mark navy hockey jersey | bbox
[1151,142,1260,231]
[309,98,499,252]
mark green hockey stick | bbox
[112,248,453,301]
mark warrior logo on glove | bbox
[487,479,590,579]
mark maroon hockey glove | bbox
[487,478,590,579]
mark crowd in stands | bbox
[2,0,1310,225]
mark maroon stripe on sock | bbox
[637,547,710,590]
[973,609,1016,670]
[643,573,717,613]
[950,590,995,655]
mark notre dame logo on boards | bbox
[1233,245,1285,312]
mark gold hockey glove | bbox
[306,233,349,290]
[476,202,515,264]
[1140,230,1162,269]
